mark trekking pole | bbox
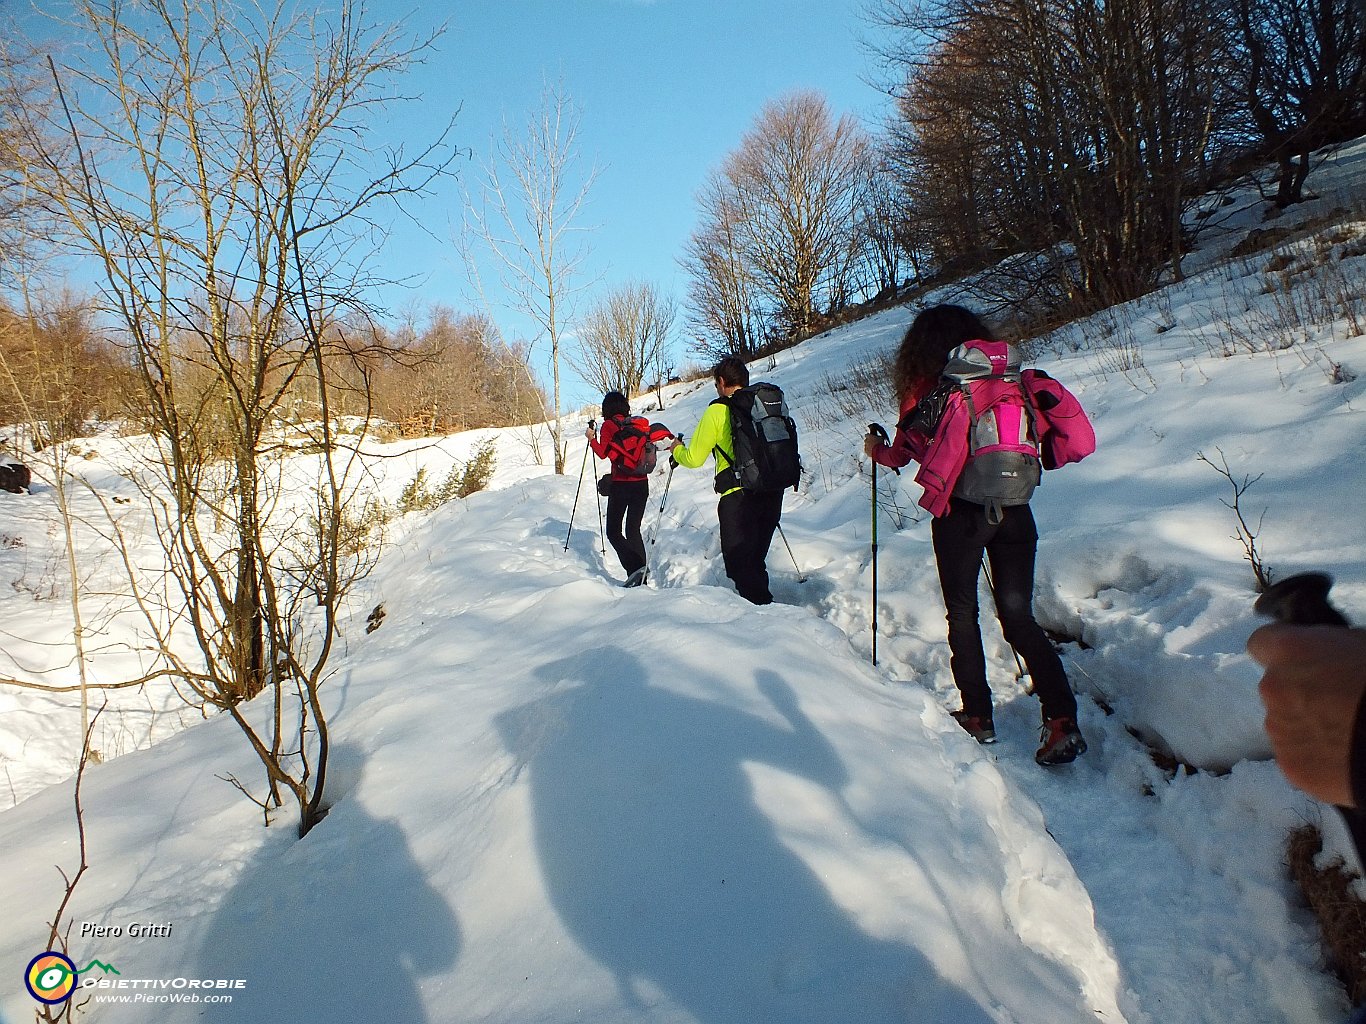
[594,455,606,556]
[564,419,594,552]
[776,523,807,584]
[640,434,681,586]
[647,434,681,549]
[868,423,895,666]
[980,556,1028,680]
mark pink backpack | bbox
[1021,369,1096,469]
[911,341,1094,521]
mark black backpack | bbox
[713,383,801,493]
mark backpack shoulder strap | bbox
[1016,379,1040,439]
[956,382,982,452]
[704,396,735,466]
[604,415,636,457]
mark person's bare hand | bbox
[1248,624,1366,807]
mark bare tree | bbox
[16,0,456,837]
[683,91,873,357]
[725,90,873,339]
[872,0,1231,306]
[0,27,59,289]
[464,80,597,474]
[681,178,767,361]
[570,281,676,398]
[1232,0,1366,206]
[856,155,915,298]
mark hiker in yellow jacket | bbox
[668,357,783,605]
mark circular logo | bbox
[26,951,78,1004]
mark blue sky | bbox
[16,0,895,408]
[382,0,894,404]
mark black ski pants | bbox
[606,478,649,577]
[717,488,783,605]
[931,498,1077,723]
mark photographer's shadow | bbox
[192,745,460,1023]
[498,649,992,1023]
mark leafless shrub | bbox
[21,0,457,837]
[1080,306,1157,391]
[570,282,676,398]
[33,707,103,1023]
[1196,447,1274,591]
[809,353,896,429]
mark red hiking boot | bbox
[1036,717,1087,766]
[951,710,997,744]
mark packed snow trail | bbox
[0,474,1136,1023]
[645,449,1342,1024]
[356,477,1136,1023]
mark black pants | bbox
[931,498,1077,722]
[717,489,783,605]
[606,478,649,576]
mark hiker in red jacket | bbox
[864,304,1087,766]
[586,391,672,588]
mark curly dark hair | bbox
[601,390,629,419]
[892,304,996,399]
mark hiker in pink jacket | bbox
[864,304,1088,766]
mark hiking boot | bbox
[1035,717,1087,766]
[951,710,997,744]
[622,567,648,588]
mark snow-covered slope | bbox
[3,141,1366,1023]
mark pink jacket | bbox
[870,387,932,473]
[870,343,1095,517]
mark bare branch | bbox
[1197,447,1275,591]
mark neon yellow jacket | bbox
[672,401,740,496]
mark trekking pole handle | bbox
[867,423,898,474]
[1254,572,1350,627]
